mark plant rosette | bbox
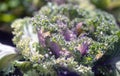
[12,3,120,76]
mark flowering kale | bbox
[11,3,120,76]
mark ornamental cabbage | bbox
[11,3,120,76]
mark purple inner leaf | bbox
[77,41,90,56]
[49,41,61,58]
[63,29,76,41]
[37,29,46,47]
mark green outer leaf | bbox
[0,43,20,71]
[0,54,18,71]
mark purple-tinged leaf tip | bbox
[37,28,50,47]
[77,41,90,56]
[76,22,83,36]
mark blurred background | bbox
[0,0,47,46]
